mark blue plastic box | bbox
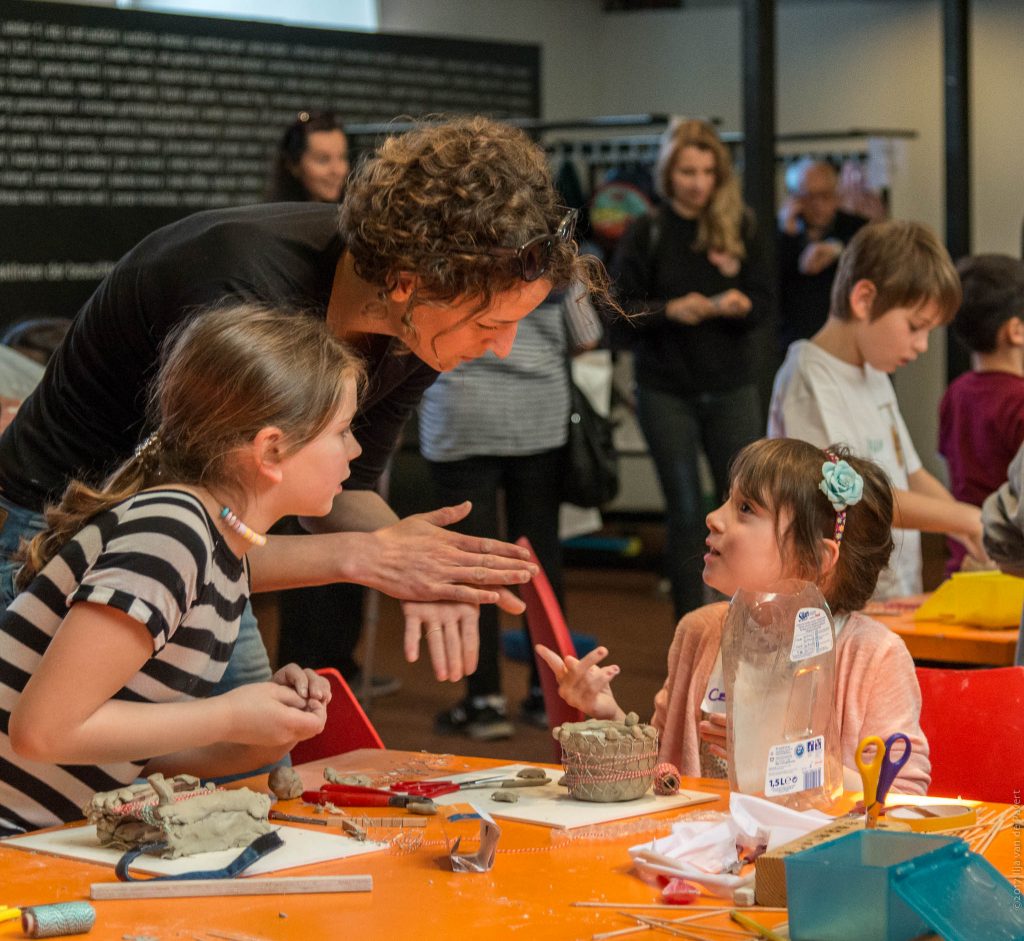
[785,830,1024,941]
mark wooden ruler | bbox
[91,874,372,900]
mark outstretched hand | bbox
[358,502,537,605]
[534,643,624,722]
[402,589,525,682]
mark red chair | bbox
[516,536,584,759]
[290,667,384,765]
[915,666,1024,803]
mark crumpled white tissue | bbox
[628,792,832,895]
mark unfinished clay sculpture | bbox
[84,773,272,858]
[554,712,659,802]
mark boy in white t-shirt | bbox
[769,220,987,597]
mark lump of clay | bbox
[269,766,304,801]
[324,768,373,788]
[554,714,659,803]
[84,773,271,858]
[491,790,519,803]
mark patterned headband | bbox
[819,452,864,544]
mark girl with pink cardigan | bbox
[538,437,931,795]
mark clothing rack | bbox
[347,112,916,169]
[539,121,918,165]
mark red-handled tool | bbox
[302,784,437,815]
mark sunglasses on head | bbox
[459,209,579,282]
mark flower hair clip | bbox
[820,454,864,544]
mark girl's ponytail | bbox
[14,435,163,591]
[14,302,363,592]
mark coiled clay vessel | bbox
[554,712,659,802]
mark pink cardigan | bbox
[651,603,931,795]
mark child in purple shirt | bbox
[939,254,1024,573]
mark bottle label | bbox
[790,607,833,662]
[764,735,825,795]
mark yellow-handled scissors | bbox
[856,733,912,828]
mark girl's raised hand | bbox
[272,664,333,711]
[698,712,727,761]
[534,644,625,722]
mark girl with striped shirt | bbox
[0,303,363,834]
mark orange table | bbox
[868,595,1018,666]
[0,750,1017,941]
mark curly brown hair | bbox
[655,118,747,260]
[729,438,895,614]
[339,115,610,320]
[16,303,364,590]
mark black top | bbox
[609,205,772,397]
[777,209,868,348]
[0,203,438,511]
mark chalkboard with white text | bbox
[0,0,540,328]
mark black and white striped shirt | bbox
[0,489,249,834]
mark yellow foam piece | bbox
[914,572,1024,629]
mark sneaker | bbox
[519,688,548,730]
[349,672,402,702]
[435,696,514,741]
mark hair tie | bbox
[820,452,864,545]
[133,432,161,459]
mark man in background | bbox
[778,158,868,349]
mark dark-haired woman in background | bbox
[266,110,350,204]
[265,110,382,697]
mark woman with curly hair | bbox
[611,118,773,621]
[0,116,607,711]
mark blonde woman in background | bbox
[611,119,773,620]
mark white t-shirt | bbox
[767,340,922,598]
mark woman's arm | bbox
[9,602,323,766]
[248,497,534,601]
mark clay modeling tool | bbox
[268,811,329,826]
[90,875,372,900]
[302,784,437,815]
[729,910,787,941]
[627,912,748,939]
[391,775,548,798]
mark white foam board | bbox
[426,764,718,829]
[4,821,385,876]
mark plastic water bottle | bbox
[721,579,843,811]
